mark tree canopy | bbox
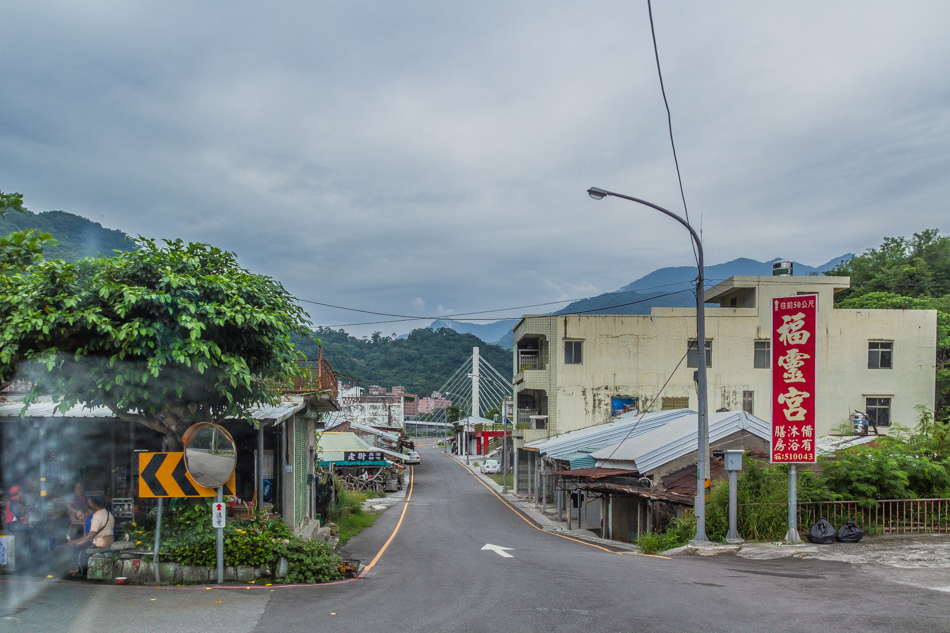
[0,237,310,449]
[0,189,56,276]
[828,229,950,414]
[294,326,511,398]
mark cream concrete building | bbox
[512,276,936,440]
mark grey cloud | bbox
[2,1,949,337]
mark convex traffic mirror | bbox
[183,422,237,489]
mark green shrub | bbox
[636,515,696,555]
[127,501,293,567]
[705,456,833,542]
[271,537,343,584]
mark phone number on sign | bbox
[774,453,814,462]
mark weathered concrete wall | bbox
[339,402,404,429]
[514,277,936,437]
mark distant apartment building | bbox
[512,275,936,441]
[418,392,453,414]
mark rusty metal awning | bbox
[553,467,636,479]
[576,482,694,505]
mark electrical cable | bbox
[581,347,693,480]
[647,0,698,267]
[326,288,692,328]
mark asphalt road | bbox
[3,443,948,632]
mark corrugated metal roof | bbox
[592,411,770,473]
[0,400,305,424]
[317,432,375,452]
[241,402,305,424]
[316,432,390,465]
[816,434,879,455]
[526,409,696,460]
[555,451,597,470]
[553,467,635,479]
[0,401,115,418]
[341,419,400,441]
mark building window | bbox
[662,397,690,410]
[866,397,891,427]
[742,390,754,414]
[564,340,583,365]
[868,342,893,369]
[687,340,712,368]
[754,341,770,369]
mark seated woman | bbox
[69,495,114,576]
[66,483,89,539]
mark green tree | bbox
[0,238,310,449]
[829,230,950,414]
[828,229,950,300]
[293,326,511,397]
[0,189,56,276]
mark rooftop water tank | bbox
[772,260,793,276]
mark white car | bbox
[480,459,501,474]
[404,451,421,465]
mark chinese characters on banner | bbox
[343,451,383,462]
[771,296,817,463]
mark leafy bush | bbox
[816,407,950,506]
[705,456,833,542]
[127,501,293,567]
[637,515,696,555]
[271,538,343,584]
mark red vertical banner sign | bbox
[771,295,817,463]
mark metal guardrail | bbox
[798,498,950,535]
[275,359,338,397]
[743,498,950,535]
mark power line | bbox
[324,288,693,328]
[647,0,698,268]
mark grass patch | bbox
[335,510,379,543]
[326,482,381,544]
[487,473,514,487]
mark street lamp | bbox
[587,186,710,543]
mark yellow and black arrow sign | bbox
[138,452,236,498]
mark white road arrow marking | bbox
[481,543,513,558]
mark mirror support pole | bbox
[216,486,224,584]
[153,497,163,584]
[257,423,265,514]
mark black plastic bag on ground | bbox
[806,518,837,544]
[836,520,865,543]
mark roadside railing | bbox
[798,498,950,535]
[742,498,950,536]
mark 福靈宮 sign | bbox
[771,295,817,463]
[138,452,236,497]
[344,451,383,462]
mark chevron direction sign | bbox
[138,452,236,498]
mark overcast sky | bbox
[2,2,948,337]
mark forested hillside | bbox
[293,326,512,396]
[0,208,136,262]
[829,229,949,415]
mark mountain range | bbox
[0,208,136,262]
[426,255,851,348]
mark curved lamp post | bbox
[587,186,710,543]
